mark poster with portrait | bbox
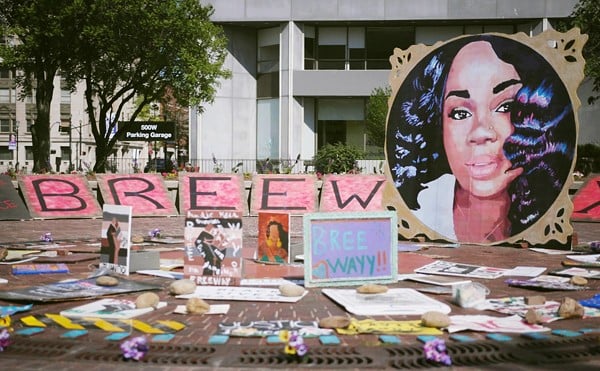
[99,204,132,275]
[183,210,243,286]
[383,28,587,246]
[256,212,291,264]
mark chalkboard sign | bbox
[303,211,398,287]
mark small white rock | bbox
[169,279,196,295]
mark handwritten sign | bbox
[179,173,246,214]
[96,174,178,217]
[250,174,317,216]
[18,174,102,219]
[303,211,398,287]
[319,174,386,212]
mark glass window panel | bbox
[318,27,346,45]
[317,60,345,70]
[0,147,11,160]
[257,72,279,98]
[25,146,34,160]
[366,27,414,69]
[256,98,280,159]
[304,37,315,59]
[61,89,71,104]
[0,119,10,132]
[349,60,365,70]
[318,45,345,59]
[0,89,10,103]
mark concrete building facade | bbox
[194,0,598,172]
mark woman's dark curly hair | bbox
[386,34,575,236]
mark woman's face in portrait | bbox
[268,224,280,242]
[442,41,523,197]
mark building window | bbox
[59,120,70,135]
[60,89,71,104]
[256,98,280,159]
[25,146,34,161]
[366,27,414,69]
[305,26,415,71]
[61,146,71,159]
[0,118,11,133]
[0,147,11,161]
[316,98,366,151]
[304,26,316,70]
[317,27,346,70]
[0,88,15,103]
[257,27,280,99]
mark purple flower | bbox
[149,228,161,238]
[120,336,148,361]
[295,343,308,357]
[0,329,10,351]
[40,232,53,242]
[423,339,451,366]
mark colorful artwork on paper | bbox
[250,174,317,216]
[571,176,600,222]
[95,174,178,216]
[303,211,398,287]
[184,210,243,286]
[256,212,290,264]
[383,28,586,246]
[319,174,386,212]
[99,204,133,275]
[178,173,245,214]
[18,174,101,219]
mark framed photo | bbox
[303,211,398,287]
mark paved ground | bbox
[0,215,599,370]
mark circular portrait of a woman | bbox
[386,34,577,244]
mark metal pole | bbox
[78,120,82,171]
[69,120,73,171]
[15,121,19,171]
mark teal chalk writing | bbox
[326,255,375,276]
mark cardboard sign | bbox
[178,173,246,214]
[96,174,178,217]
[183,210,243,286]
[303,211,398,287]
[319,174,386,212]
[250,174,317,216]
[571,176,600,222]
[0,174,30,220]
[18,174,102,219]
[99,204,133,275]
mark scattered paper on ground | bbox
[448,314,550,333]
[177,285,307,302]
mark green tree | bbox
[365,85,391,157]
[0,0,81,172]
[64,0,229,172]
[560,0,600,104]
[0,0,229,173]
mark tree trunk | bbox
[32,69,56,173]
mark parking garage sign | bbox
[119,121,175,141]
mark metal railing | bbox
[0,158,388,176]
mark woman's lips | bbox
[466,155,499,179]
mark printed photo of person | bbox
[99,205,132,271]
[386,34,576,244]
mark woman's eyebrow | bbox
[445,89,469,100]
[493,79,521,94]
